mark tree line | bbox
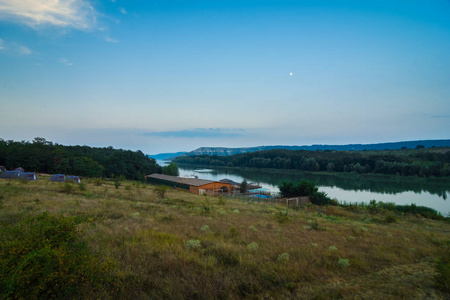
[173,147,450,177]
[0,138,161,180]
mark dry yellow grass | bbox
[1,177,449,299]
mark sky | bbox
[0,0,449,154]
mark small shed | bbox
[67,175,81,183]
[146,173,231,195]
[0,170,21,179]
[20,172,37,181]
[50,174,66,182]
[0,166,6,173]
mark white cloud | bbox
[18,45,31,55]
[59,57,73,66]
[0,38,4,50]
[0,0,97,30]
[104,36,118,43]
[120,7,126,14]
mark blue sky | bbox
[0,0,449,154]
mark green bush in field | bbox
[186,239,201,249]
[61,181,75,194]
[0,212,120,299]
[79,181,87,191]
[153,185,170,199]
[338,258,350,268]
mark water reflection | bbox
[176,163,450,215]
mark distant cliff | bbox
[176,140,450,157]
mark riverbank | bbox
[177,163,450,215]
[1,178,449,299]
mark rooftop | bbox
[146,173,217,187]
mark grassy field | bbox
[1,177,449,299]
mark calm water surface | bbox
[158,161,450,215]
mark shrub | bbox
[186,239,201,249]
[200,225,210,232]
[311,220,320,230]
[61,181,75,194]
[279,180,318,198]
[385,214,397,223]
[275,210,289,223]
[277,253,289,263]
[153,185,169,199]
[310,191,331,206]
[240,179,248,193]
[369,200,379,213]
[113,174,125,189]
[329,245,338,251]
[79,181,87,191]
[248,225,258,232]
[0,212,120,299]
[338,258,350,268]
[247,242,259,251]
[330,198,339,206]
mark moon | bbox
[290,72,293,76]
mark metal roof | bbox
[147,173,221,187]
[219,178,240,185]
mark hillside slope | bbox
[1,178,449,299]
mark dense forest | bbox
[173,147,450,178]
[0,138,161,180]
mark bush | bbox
[247,242,259,251]
[240,179,248,193]
[0,212,120,299]
[79,181,87,191]
[275,210,289,223]
[61,181,75,194]
[186,239,201,249]
[153,185,169,199]
[385,214,397,223]
[277,253,289,263]
[338,258,350,268]
[310,191,331,206]
[279,180,318,198]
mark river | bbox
[158,161,450,215]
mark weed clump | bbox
[248,225,258,232]
[247,242,259,251]
[275,210,289,223]
[329,245,338,251]
[186,239,201,249]
[385,214,397,223]
[79,181,87,191]
[277,253,289,263]
[338,258,350,268]
[153,185,169,199]
[61,181,75,194]
[0,212,120,299]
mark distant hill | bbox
[170,140,450,158]
[148,152,188,160]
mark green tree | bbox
[162,162,179,176]
[240,179,248,193]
